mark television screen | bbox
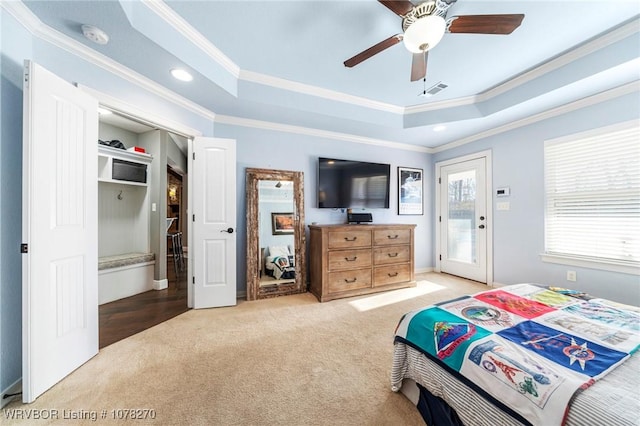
[317,157,390,208]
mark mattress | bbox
[392,342,640,426]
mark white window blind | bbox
[544,121,640,267]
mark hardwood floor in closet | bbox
[99,258,188,348]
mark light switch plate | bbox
[496,187,511,197]
[496,202,510,211]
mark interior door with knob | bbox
[438,157,488,283]
[191,137,236,308]
[22,61,99,402]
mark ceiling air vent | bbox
[419,82,448,97]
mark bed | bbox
[391,283,640,426]
[262,245,295,280]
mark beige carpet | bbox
[4,273,488,425]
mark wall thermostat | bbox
[496,187,510,197]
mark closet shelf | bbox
[98,145,153,186]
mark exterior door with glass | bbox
[438,156,489,283]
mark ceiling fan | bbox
[344,0,524,82]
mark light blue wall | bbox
[213,123,433,291]
[0,7,32,397]
[432,92,640,305]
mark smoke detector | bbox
[81,25,109,45]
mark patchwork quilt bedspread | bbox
[266,255,295,280]
[393,284,640,426]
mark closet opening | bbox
[97,110,189,348]
[167,165,187,285]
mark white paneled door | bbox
[22,61,99,402]
[191,137,237,309]
[438,156,490,283]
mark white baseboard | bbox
[236,290,246,300]
[153,279,168,290]
[415,267,435,274]
[1,378,22,408]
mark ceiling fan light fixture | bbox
[403,15,446,53]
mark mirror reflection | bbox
[259,180,295,287]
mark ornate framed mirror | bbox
[245,168,306,300]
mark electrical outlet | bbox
[496,202,510,211]
[566,270,577,282]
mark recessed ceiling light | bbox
[171,69,193,82]
[98,107,112,115]
[81,24,109,45]
[433,125,447,132]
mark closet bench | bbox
[98,252,155,305]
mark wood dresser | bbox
[308,224,416,302]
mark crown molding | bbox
[11,0,635,123]
[214,115,432,153]
[2,0,216,122]
[240,70,404,114]
[143,1,403,114]
[405,17,640,116]
[432,80,640,153]
[6,0,637,156]
[2,0,426,152]
[474,17,640,103]
[140,0,240,78]
[404,94,479,114]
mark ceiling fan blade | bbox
[410,51,427,82]
[378,0,414,16]
[344,34,402,68]
[447,14,525,34]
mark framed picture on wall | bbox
[271,212,295,235]
[398,167,423,215]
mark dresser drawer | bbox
[373,245,411,265]
[373,228,411,246]
[373,264,412,286]
[328,269,371,293]
[328,249,371,270]
[328,230,371,249]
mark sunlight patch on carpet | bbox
[348,281,446,312]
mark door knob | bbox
[478,224,485,229]
[221,227,234,234]
[480,216,485,221]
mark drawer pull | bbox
[387,234,399,239]
[387,252,399,258]
[344,236,357,241]
[344,278,357,283]
[387,272,399,277]
[345,256,357,262]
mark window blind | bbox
[544,122,640,266]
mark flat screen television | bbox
[317,157,390,209]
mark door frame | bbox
[77,85,202,307]
[435,150,493,285]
